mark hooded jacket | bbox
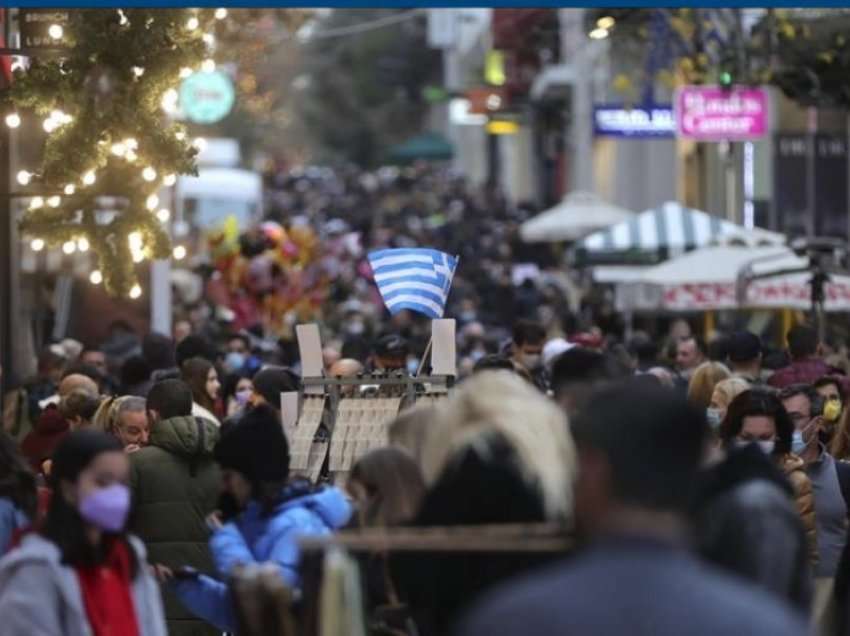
[130,415,221,636]
[0,533,166,636]
[691,444,812,612]
[174,482,352,632]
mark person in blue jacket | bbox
[168,403,351,632]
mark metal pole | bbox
[0,9,13,399]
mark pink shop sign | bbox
[675,86,768,141]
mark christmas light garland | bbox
[1,8,223,296]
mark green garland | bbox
[2,8,217,296]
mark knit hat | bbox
[251,366,300,408]
[214,404,289,482]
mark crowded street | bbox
[1,6,850,636]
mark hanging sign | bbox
[676,85,768,141]
[593,105,674,138]
[20,9,69,49]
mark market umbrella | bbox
[519,191,636,243]
[577,201,785,265]
[619,245,850,312]
[388,132,454,163]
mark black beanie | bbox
[251,366,300,407]
[214,404,289,482]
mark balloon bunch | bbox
[206,219,329,335]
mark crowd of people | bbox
[0,310,849,635]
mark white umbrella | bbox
[520,191,635,243]
[623,245,850,312]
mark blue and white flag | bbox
[368,248,458,319]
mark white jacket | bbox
[0,533,167,636]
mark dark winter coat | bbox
[690,444,812,613]
[130,415,221,636]
[20,406,68,473]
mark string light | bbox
[62,240,76,254]
[132,66,145,78]
[61,113,73,124]
[16,170,31,185]
[132,251,145,263]
[173,245,187,260]
[64,184,75,195]
[146,194,159,210]
[201,59,215,73]
[30,197,44,209]
[77,237,89,252]
[43,118,57,133]
[82,171,96,186]
[193,137,207,151]
[30,238,45,251]
[142,166,157,182]
[48,24,63,40]
[129,284,142,299]
[90,270,103,285]
[156,208,171,222]
[125,149,138,162]
[163,174,177,186]
[125,138,139,150]
[128,232,143,249]
[117,9,129,26]
[202,33,215,45]
[179,67,193,79]
[111,142,126,157]
[5,113,20,128]
[47,195,61,208]
[175,131,186,141]
[215,8,227,19]
[161,89,178,113]
[186,16,199,30]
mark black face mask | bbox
[217,491,243,521]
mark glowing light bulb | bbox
[129,284,142,299]
[179,67,193,79]
[43,118,57,133]
[48,24,63,40]
[128,232,143,249]
[163,174,177,186]
[16,170,31,185]
[175,131,186,141]
[202,33,214,45]
[201,59,215,73]
[50,109,63,122]
[89,270,102,284]
[117,10,129,26]
[142,166,157,182]
[30,238,45,251]
[5,113,20,128]
[132,251,145,263]
[173,245,187,260]
[61,112,73,124]
[215,8,227,19]
[111,142,126,156]
[156,208,171,222]
[82,171,96,186]
[77,237,89,252]
[186,16,199,30]
[161,89,178,113]
[47,195,61,208]
[125,149,138,162]
[125,138,139,150]
[30,197,44,209]
[132,66,145,78]
[64,184,75,195]
[146,194,159,210]
[193,137,207,151]
[62,240,76,254]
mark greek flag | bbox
[368,248,458,319]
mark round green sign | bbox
[179,71,235,125]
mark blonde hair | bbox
[92,395,132,434]
[687,362,731,410]
[388,403,437,466]
[711,377,751,410]
[421,371,576,520]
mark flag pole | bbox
[415,254,458,378]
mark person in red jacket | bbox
[769,325,842,390]
[20,406,69,474]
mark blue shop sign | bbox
[593,105,675,138]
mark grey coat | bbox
[0,533,167,636]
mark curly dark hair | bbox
[719,389,793,456]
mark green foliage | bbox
[1,8,213,296]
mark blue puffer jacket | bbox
[174,482,351,631]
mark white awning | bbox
[520,191,635,243]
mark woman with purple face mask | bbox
[0,430,166,636]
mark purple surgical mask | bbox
[79,484,130,532]
[235,389,252,407]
